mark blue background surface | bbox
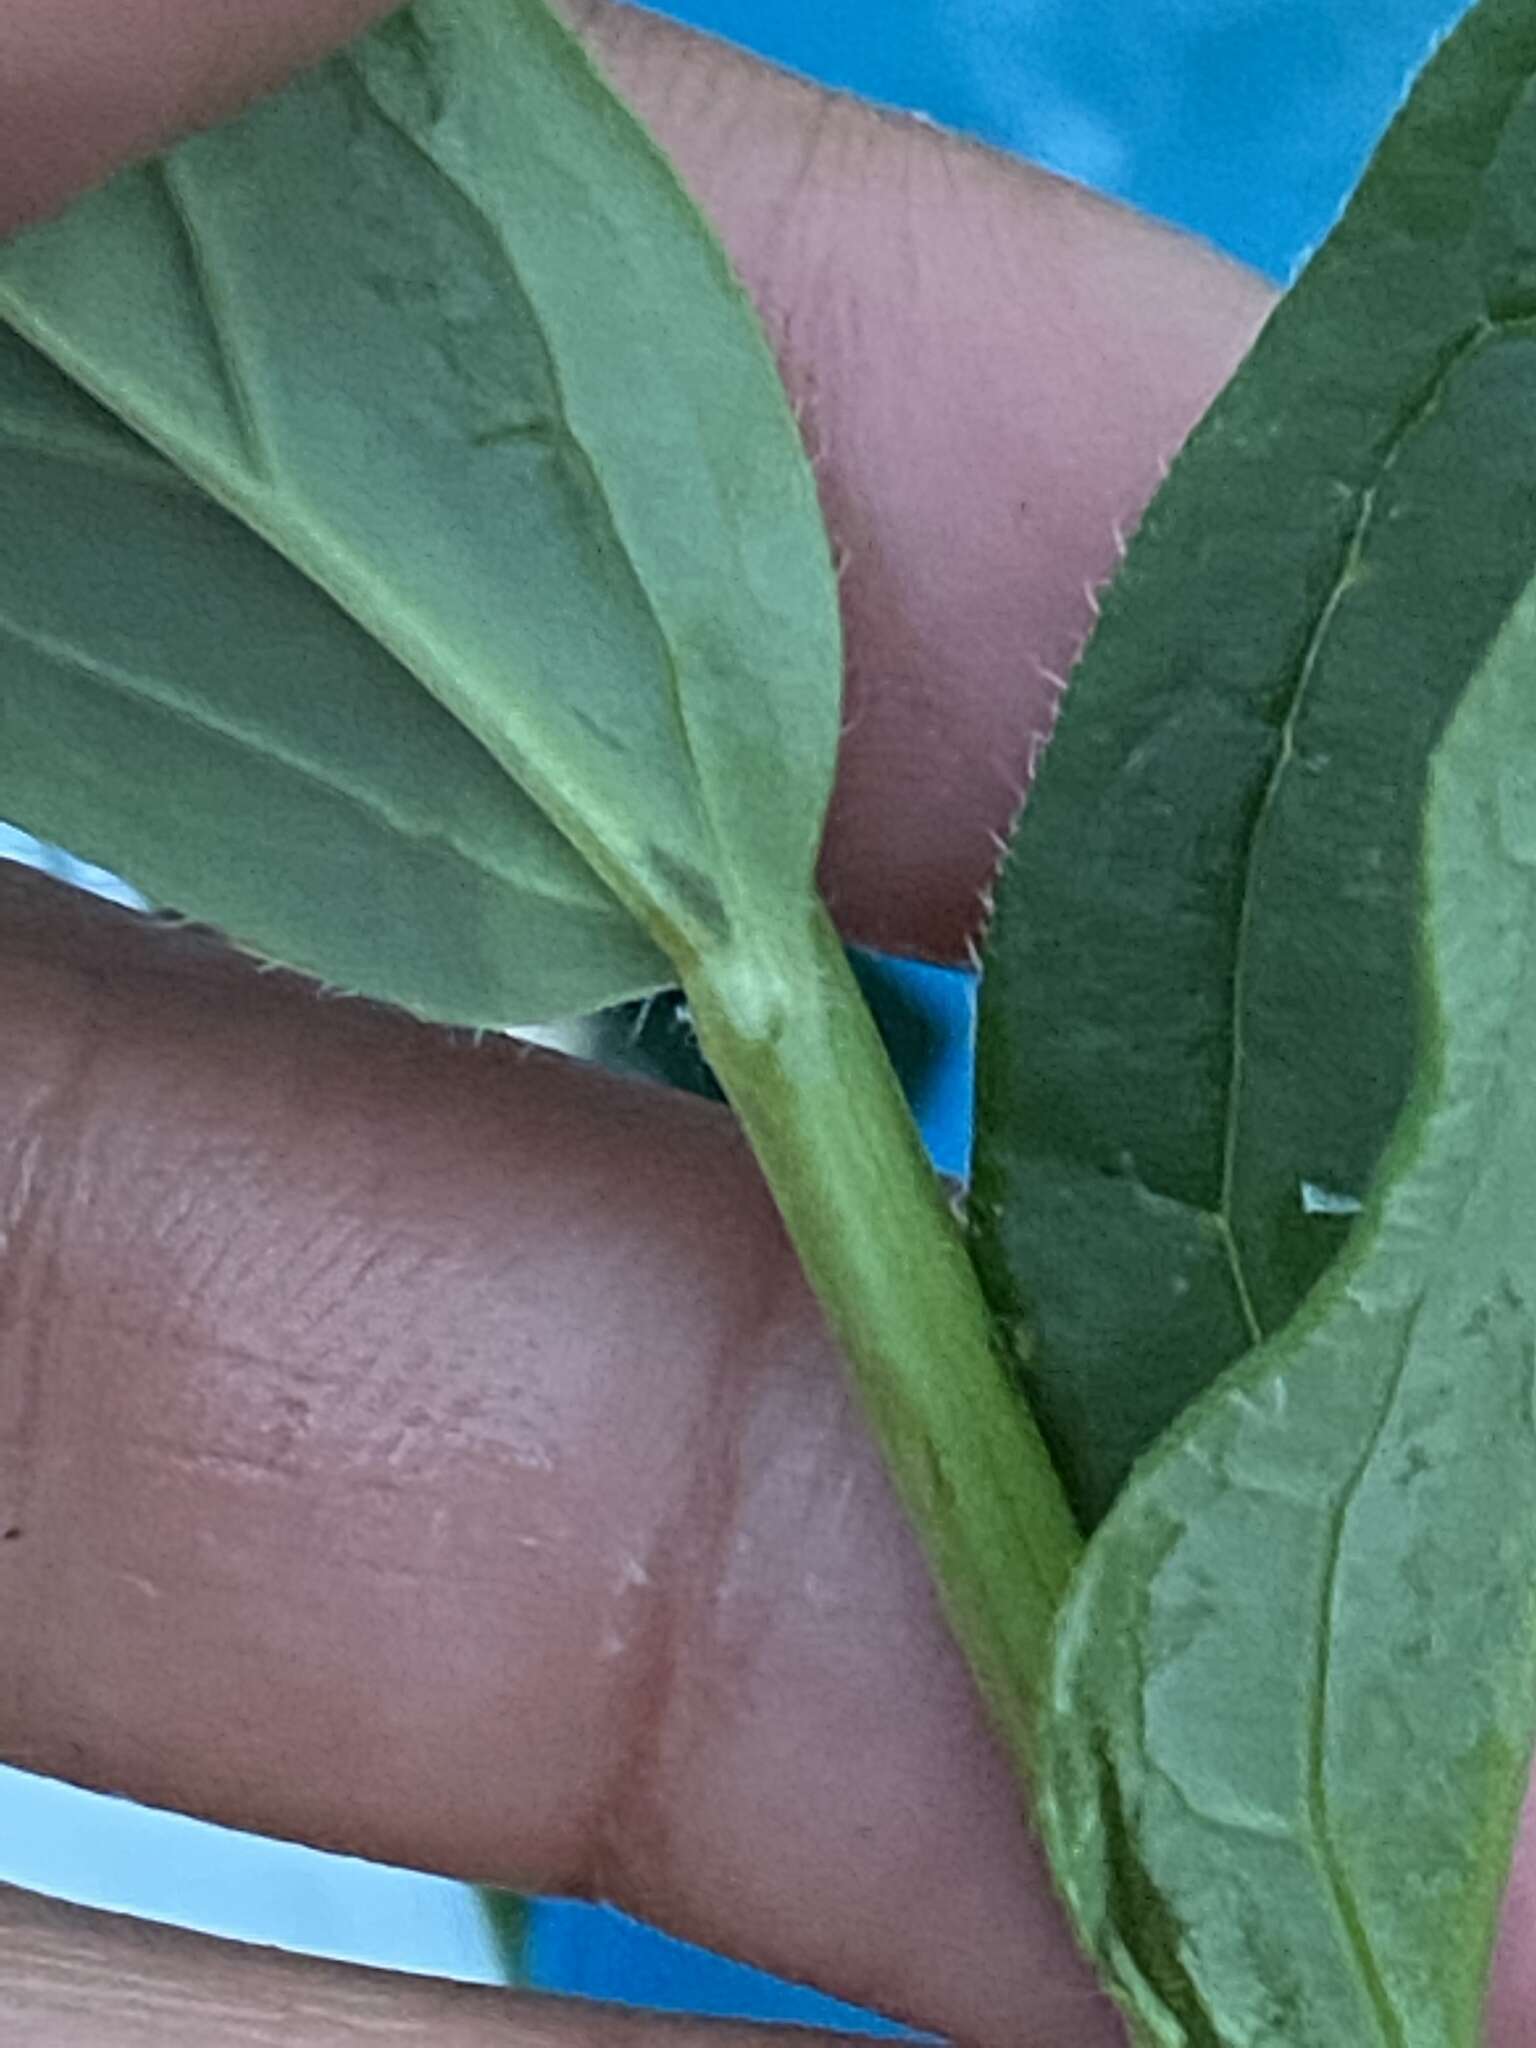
[0,0,1472,2033]
[657,0,1466,283]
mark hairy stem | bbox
[685,899,1081,1780]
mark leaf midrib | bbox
[1215,314,1521,1340]
[341,48,732,920]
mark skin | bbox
[4,3,1531,2044]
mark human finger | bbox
[0,862,1115,2046]
[0,1882,850,2048]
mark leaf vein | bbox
[1217,319,1497,1341]
[148,156,274,482]
[0,609,608,915]
[0,408,193,494]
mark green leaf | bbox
[1039,577,1536,2048]
[0,0,842,976]
[969,0,1536,1525]
[0,325,668,1025]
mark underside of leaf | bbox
[0,0,843,988]
[0,328,669,1026]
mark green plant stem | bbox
[477,1887,532,1985]
[684,899,1082,1781]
